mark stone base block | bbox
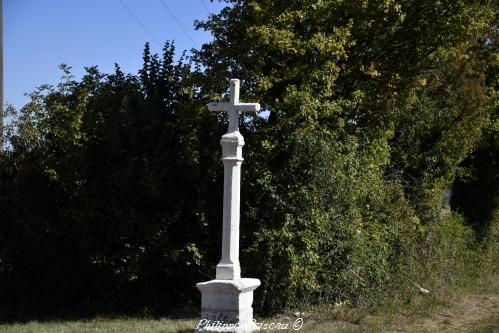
[195,278,260,333]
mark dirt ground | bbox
[382,293,499,333]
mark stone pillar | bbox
[216,131,244,280]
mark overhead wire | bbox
[117,0,162,47]
[200,0,211,15]
[159,0,198,48]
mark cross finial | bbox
[208,79,260,133]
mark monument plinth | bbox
[195,79,260,333]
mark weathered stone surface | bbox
[195,279,260,333]
[196,79,261,332]
[207,79,260,281]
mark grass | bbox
[467,317,499,333]
[0,318,198,333]
[260,271,499,333]
[1,308,498,333]
[1,273,498,333]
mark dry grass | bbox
[260,274,499,333]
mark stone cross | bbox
[208,79,260,133]
[196,79,261,333]
[207,79,260,280]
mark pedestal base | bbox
[195,278,260,333]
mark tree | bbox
[194,0,498,310]
[0,42,224,319]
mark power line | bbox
[200,0,210,15]
[118,0,162,47]
[159,0,198,48]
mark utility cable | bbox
[159,0,198,48]
[201,0,211,14]
[118,0,162,47]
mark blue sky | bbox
[5,0,227,109]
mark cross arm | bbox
[208,102,232,112]
[208,102,260,113]
[234,103,260,112]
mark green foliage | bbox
[0,43,225,319]
[195,0,499,313]
[451,25,499,237]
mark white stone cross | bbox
[208,79,260,280]
[208,79,260,133]
[196,79,261,333]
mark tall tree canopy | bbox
[194,0,498,309]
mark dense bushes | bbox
[0,0,498,321]
[0,44,223,318]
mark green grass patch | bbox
[0,318,198,333]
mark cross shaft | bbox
[207,79,260,280]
